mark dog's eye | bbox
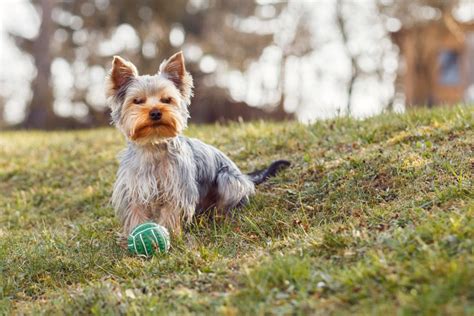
[133,97,146,105]
[160,97,172,104]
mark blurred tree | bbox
[336,0,358,115]
[202,0,312,119]
[332,0,397,116]
[22,0,55,128]
[173,0,293,121]
[379,0,459,26]
[11,0,297,128]
[270,2,313,119]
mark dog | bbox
[106,51,290,238]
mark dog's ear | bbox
[106,56,138,99]
[159,51,193,104]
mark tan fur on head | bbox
[106,56,139,98]
[119,89,183,143]
[124,104,180,141]
[159,51,194,105]
[106,52,192,143]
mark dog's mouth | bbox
[135,122,163,131]
[131,122,177,140]
[149,122,165,129]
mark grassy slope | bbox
[0,106,473,315]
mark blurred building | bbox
[394,14,474,106]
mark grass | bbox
[0,106,473,315]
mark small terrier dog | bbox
[106,52,290,237]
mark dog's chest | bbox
[123,149,185,204]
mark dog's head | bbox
[106,52,193,144]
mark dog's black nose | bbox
[149,109,162,121]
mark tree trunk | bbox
[273,53,294,120]
[336,0,357,116]
[23,0,56,129]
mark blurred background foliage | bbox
[0,0,472,129]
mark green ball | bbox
[127,222,170,257]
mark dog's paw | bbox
[115,232,128,249]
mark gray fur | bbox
[111,136,255,234]
[107,57,254,234]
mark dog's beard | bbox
[122,107,183,143]
[132,123,179,141]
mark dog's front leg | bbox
[123,203,151,234]
[156,205,182,236]
[116,203,151,249]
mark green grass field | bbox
[0,106,473,315]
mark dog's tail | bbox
[247,160,291,185]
